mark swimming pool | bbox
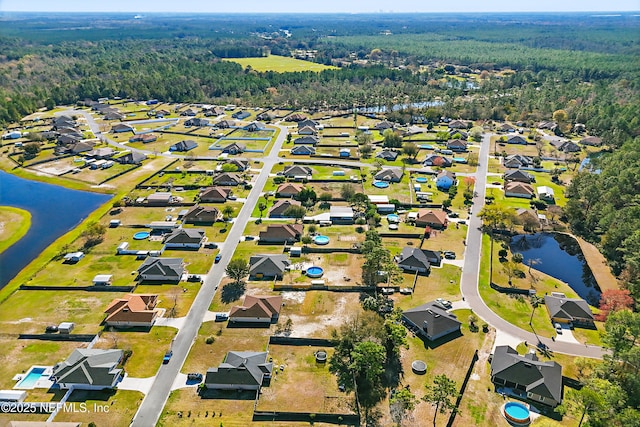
[314,235,330,245]
[15,367,46,389]
[387,214,400,223]
[373,181,390,188]
[503,402,531,425]
[415,177,428,183]
[133,231,150,240]
[306,266,324,278]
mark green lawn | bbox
[0,206,31,254]
[54,389,144,427]
[223,55,338,72]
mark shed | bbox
[289,247,302,257]
[63,252,85,262]
[58,322,75,334]
[0,390,27,402]
[377,204,396,213]
[92,275,113,286]
[109,219,121,228]
[117,242,130,254]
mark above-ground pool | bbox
[15,367,46,389]
[411,360,427,374]
[387,214,400,223]
[314,235,330,245]
[503,402,531,425]
[306,266,324,278]
[373,181,390,188]
[415,177,428,183]
[133,231,150,240]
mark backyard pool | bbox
[503,402,531,425]
[415,177,428,183]
[373,181,390,188]
[314,235,330,245]
[306,266,324,278]
[133,231,150,240]
[15,367,46,389]
[387,214,400,223]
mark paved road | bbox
[130,125,289,426]
[460,133,607,358]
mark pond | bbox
[0,171,112,288]
[510,232,601,305]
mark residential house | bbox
[297,125,318,136]
[183,206,221,225]
[290,145,316,155]
[286,113,307,122]
[258,224,303,244]
[537,121,558,131]
[504,154,533,169]
[180,108,197,117]
[52,349,123,390]
[402,301,462,341]
[87,147,115,159]
[216,119,236,129]
[506,135,528,145]
[199,187,230,203]
[243,121,266,132]
[293,136,319,145]
[103,111,125,121]
[448,129,468,140]
[544,295,595,326]
[103,294,159,327]
[446,139,468,152]
[397,246,442,273]
[436,170,456,190]
[550,139,581,153]
[297,118,319,129]
[170,140,198,152]
[268,199,301,218]
[329,206,355,224]
[374,121,395,132]
[447,120,469,129]
[129,134,158,143]
[231,110,251,120]
[256,111,276,121]
[111,123,134,133]
[276,182,304,198]
[163,228,205,249]
[537,186,555,202]
[423,154,453,167]
[490,345,563,407]
[504,182,535,199]
[146,192,173,206]
[185,118,209,127]
[137,257,184,282]
[57,127,83,138]
[580,136,602,146]
[415,209,448,229]
[249,254,291,279]
[504,169,535,184]
[376,150,399,161]
[283,165,313,178]
[375,167,403,182]
[57,134,82,146]
[212,172,243,186]
[229,295,283,323]
[224,157,250,171]
[68,141,94,154]
[499,123,517,133]
[515,208,541,229]
[203,106,225,116]
[222,142,245,155]
[52,115,76,129]
[204,351,272,391]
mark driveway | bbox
[118,375,156,395]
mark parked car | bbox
[443,251,456,260]
[227,195,238,200]
[187,372,203,381]
[214,254,222,263]
[45,325,59,333]
[554,323,563,334]
[204,242,218,249]
[215,313,229,322]
[187,274,202,282]
[436,298,452,309]
[163,350,173,364]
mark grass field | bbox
[0,206,31,254]
[223,55,338,73]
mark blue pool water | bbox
[387,214,400,223]
[133,231,150,240]
[415,177,428,183]
[373,181,390,188]
[17,367,46,389]
[504,402,530,421]
[306,266,324,278]
[420,145,434,150]
[314,235,330,245]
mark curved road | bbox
[460,133,606,358]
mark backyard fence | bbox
[252,411,359,425]
[268,336,335,347]
[98,163,141,185]
[446,349,479,427]
[19,285,135,292]
[489,282,533,295]
[18,334,96,342]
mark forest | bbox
[0,12,639,304]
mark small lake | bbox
[0,171,112,288]
[510,232,601,305]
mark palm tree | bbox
[222,205,234,221]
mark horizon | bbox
[1,0,638,14]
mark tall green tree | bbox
[225,258,249,285]
[423,374,459,427]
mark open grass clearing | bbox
[223,55,338,72]
[0,206,31,254]
[136,281,201,318]
[393,264,462,312]
[94,326,177,377]
[257,345,356,414]
[54,389,143,426]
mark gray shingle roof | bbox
[205,351,272,387]
[402,301,461,340]
[53,349,123,387]
[544,296,594,322]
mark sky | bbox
[1,0,638,13]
